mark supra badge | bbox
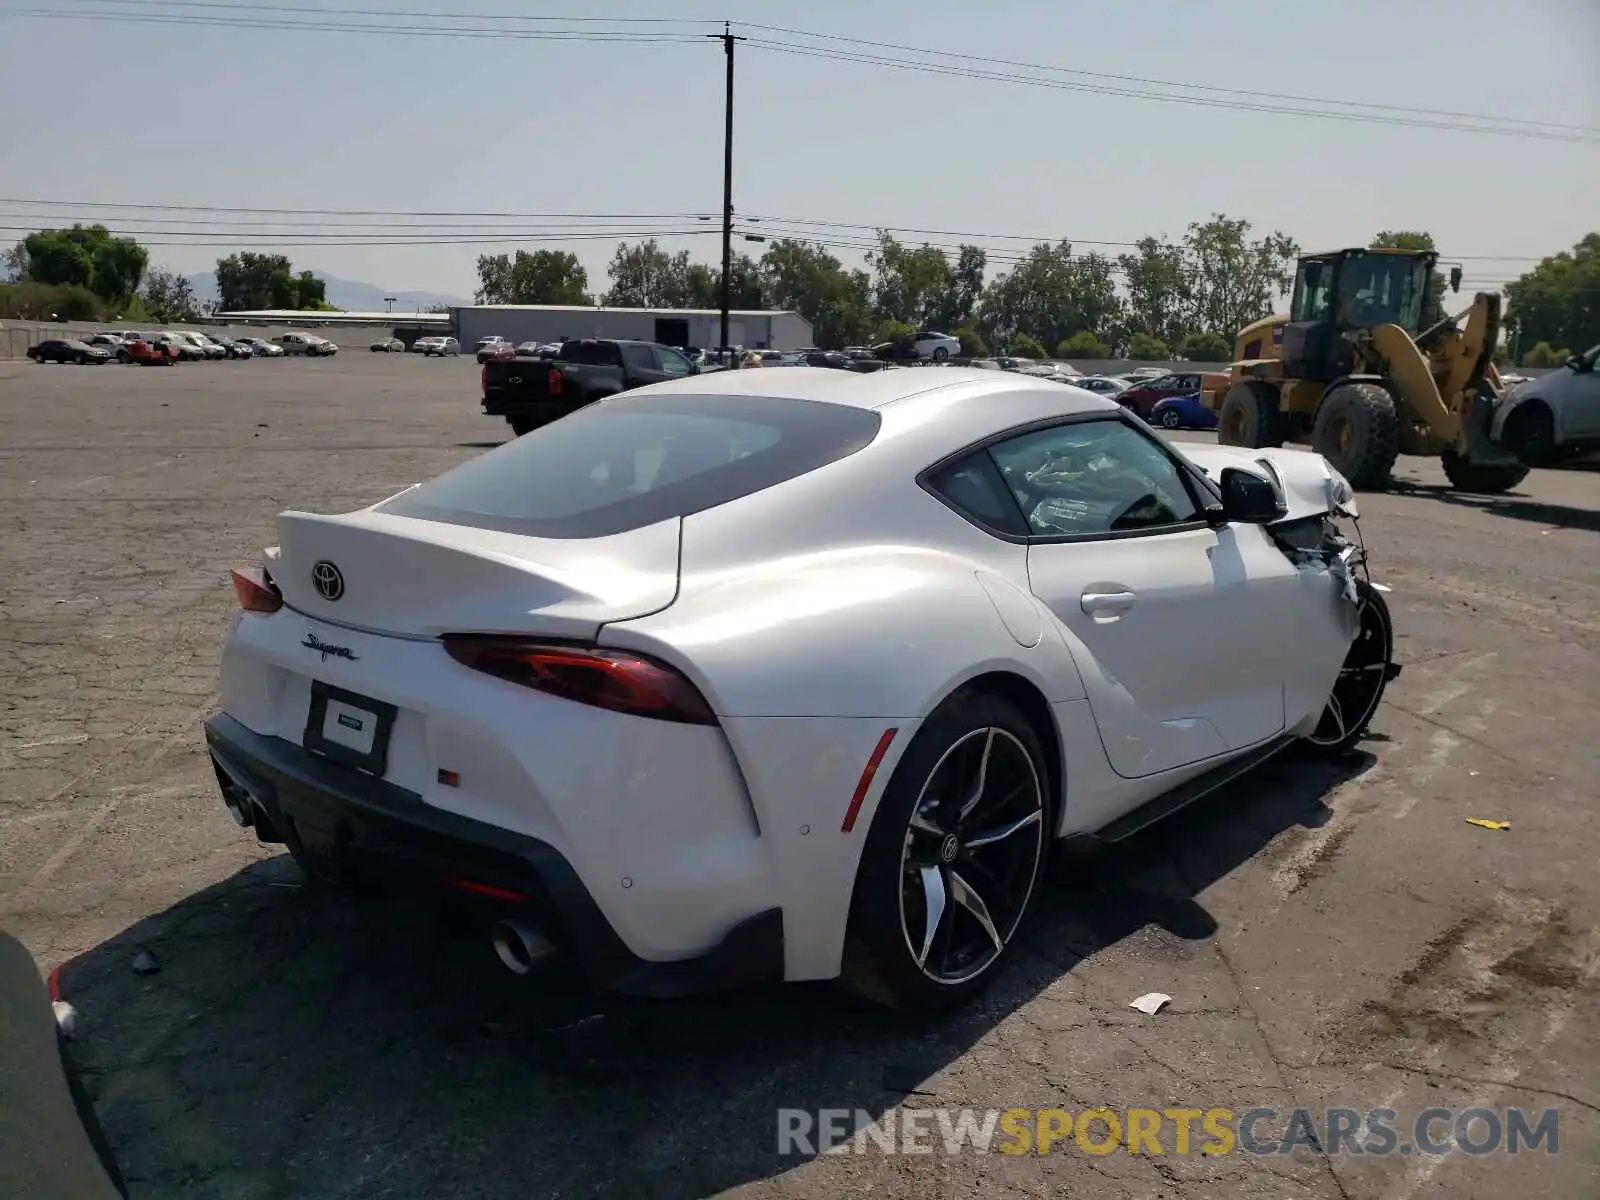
[311,560,345,601]
[303,631,359,663]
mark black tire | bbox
[932,346,950,361]
[117,350,130,363]
[1502,401,1557,468]
[1160,407,1183,429]
[1217,381,1285,448]
[1312,382,1399,490]
[1303,580,1395,757]
[840,691,1052,1012]
[508,416,536,437]
[1440,447,1528,494]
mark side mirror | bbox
[1449,266,1463,292]
[1213,466,1283,525]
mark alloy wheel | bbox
[1306,588,1393,748]
[898,727,1045,985]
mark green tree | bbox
[874,319,917,343]
[981,242,1124,353]
[1117,236,1192,348]
[1183,215,1299,341]
[476,249,590,305]
[141,267,202,322]
[1008,333,1046,358]
[1521,341,1573,368]
[867,234,986,330]
[294,270,329,309]
[216,252,293,310]
[1504,233,1600,359]
[1057,331,1111,359]
[1370,230,1447,325]
[758,239,874,348]
[602,240,684,307]
[1127,332,1171,360]
[954,321,989,356]
[16,224,147,303]
[1178,330,1233,361]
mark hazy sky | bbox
[1,0,1596,301]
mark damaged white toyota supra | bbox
[204,367,1398,1011]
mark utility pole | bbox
[709,22,744,354]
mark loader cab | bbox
[1282,249,1435,382]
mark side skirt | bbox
[1059,735,1297,851]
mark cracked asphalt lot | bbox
[1,354,1598,1199]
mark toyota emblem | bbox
[311,560,345,601]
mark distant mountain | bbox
[183,269,470,313]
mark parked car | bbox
[0,927,129,1197]
[150,333,204,361]
[1150,393,1220,431]
[273,332,337,356]
[481,337,697,436]
[1127,366,1170,380]
[177,331,227,359]
[1116,371,1229,420]
[232,337,282,357]
[414,336,461,357]
[86,334,129,355]
[206,368,1394,1012]
[513,340,553,357]
[477,337,517,364]
[125,336,179,366]
[1491,343,1600,467]
[206,336,252,359]
[1072,375,1129,396]
[370,337,405,353]
[27,338,112,365]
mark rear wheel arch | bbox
[938,670,1064,832]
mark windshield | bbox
[1338,252,1429,330]
[378,393,881,539]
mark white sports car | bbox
[204,368,1398,1011]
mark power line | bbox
[0,225,722,247]
[0,199,1555,263]
[738,22,1600,138]
[5,4,1595,143]
[0,6,708,42]
[744,40,1600,145]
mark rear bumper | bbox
[202,713,784,998]
[481,393,579,423]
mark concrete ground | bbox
[0,355,1596,1199]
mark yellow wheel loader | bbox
[1215,247,1528,493]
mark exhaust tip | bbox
[492,920,558,976]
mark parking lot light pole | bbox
[709,22,744,354]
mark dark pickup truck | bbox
[481,338,699,435]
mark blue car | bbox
[1149,393,1219,431]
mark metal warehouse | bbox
[451,305,813,352]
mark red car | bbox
[1115,371,1228,420]
[126,337,179,366]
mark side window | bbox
[658,348,692,377]
[926,454,1028,537]
[621,344,655,371]
[986,419,1203,538]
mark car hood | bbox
[1180,443,1357,522]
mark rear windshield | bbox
[557,341,625,366]
[379,393,881,539]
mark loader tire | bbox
[1217,381,1285,448]
[1312,382,1399,490]
[1440,447,1528,494]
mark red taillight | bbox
[547,367,563,396]
[231,566,282,614]
[441,637,715,725]
[481,363,487,397]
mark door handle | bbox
[1081,589,1137,615]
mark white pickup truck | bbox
[272,332,338,356]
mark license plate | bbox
[303,681,397,777]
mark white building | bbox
[451,304,813,352]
